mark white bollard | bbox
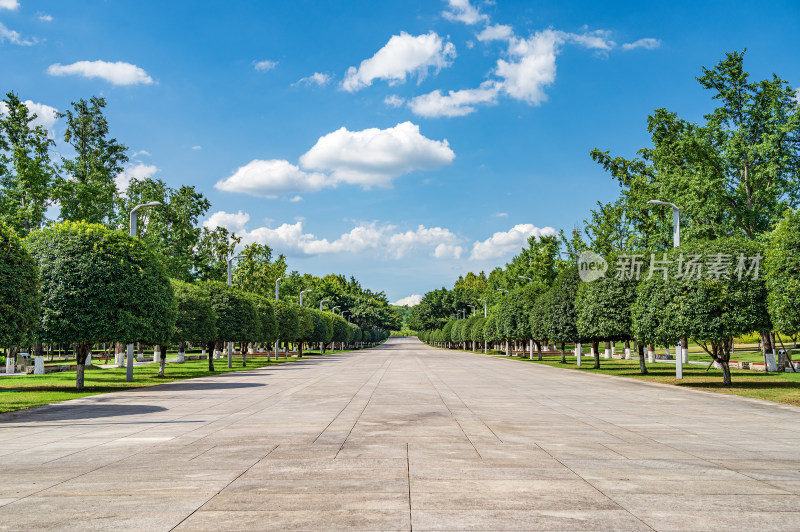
[201,348,206,359]
[85,353,92,366]
[576,343,582,366]
[675,343,683,379]
[624,347,631,360]
[116,351,124,368]
[647,348,655,363]
[177,350,185,363]
[34,355,45,375]
[765,352,778,372]
[6,354,14,374]
[604,347,611,359]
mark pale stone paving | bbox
[1,337,800,530]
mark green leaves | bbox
[0,221,40,346]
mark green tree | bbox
[26,221,175,389]
[232,242,287,297]
[0,93,56,235]
[118,178,210,281]
[0,221,40,361]
[57,97,128,226]
[200,281,255,370]
[170,279,217,369]
[765,209,800,336]
[194,226,241,281]
[274,300,299,355]
[545,268,580,363]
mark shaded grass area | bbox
[0,357,294,415]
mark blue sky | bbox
[2,0,799,304]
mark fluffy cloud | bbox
[299,121,455,187]
[392,294,422,306]
[0,22,36,45]
[441,0,488,25]
[0,0,19,10]
[470,224,557,260]
[622,38,661,51]
[433,243,464,259]
[116,163,158,193]
[254,60,277,71]
[289,195,303,202]
[384,94,405,107]
[409,81,499,117]
[38,13,53,21]
[0,99,58,129]
[47,60,153,85]
[294,72,331,86]
[204,213,462,259]
[215,159,332,198]
[342,32,455,92]
[477,24,513,42]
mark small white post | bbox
[675,342,683,379]
[576,343,582,367]
[34,355,45,375]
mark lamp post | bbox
[478,299,487,317]
[332,306,340,314]
[467,304,475,316]
[227,255,244,286]
[320,298,331,311]
[648,199,684,378]
[299,289,312,306]
[496,289,510,355]
[478,299,488,353]
[518,276,533,283]
[226,254,244,368]
[126,202,162,382]
[275,276,289,300]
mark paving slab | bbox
[3,337,800,530]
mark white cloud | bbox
[132,149,151,157]
[0,22,36,45]
[191,145,202,151]
[441,0,488,25]
[568,29,616,51]
[493,212,508,217]
[299,121,455,188]
[0,100,58,129]
[384,94,405,107]
[47,60,153,85]
[215,159,333,199]
[294,72,331,86]
[622,38,661,51]
[254,60,277,71]
[477,24,513,42]
[469,223,557,260]
[289,195,303,202]
[342,31,456,92]
[204,214,462,259]
[116,163,158,193]
[392,294,422,306]
[38,13,53,21]
[433,243,464,259]
[409,81,499,117]
[0,0,19,10]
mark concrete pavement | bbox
[2,337,800,531]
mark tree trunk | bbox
[158,344,167,377]
[637,342,648,375]
[241,341,247,366]
[560,342,566,363]
[207,341,215,371]
[592,340,600,369]
[721,360,732,385]
[75,342,92,390]
[298,341,303,358]
[537,341,542,361]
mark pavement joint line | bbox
[406,442,413,531]
[309,354,390,446]
[414,355,487,458]
[416,354,504,446]
[169,444,279,531]
[334,356,392,458]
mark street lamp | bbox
[467,304,475,316]
[496,289,509,295]
[648,199,684,378]
[320,298,331,311]
[299,289,312,306]
[332,306,340,314]
[275,276,290,300]
[227,255,244,286]
[647,199,681,248]
[342,310,351,322]
[126,201,162,382]
[518,276,533,283]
